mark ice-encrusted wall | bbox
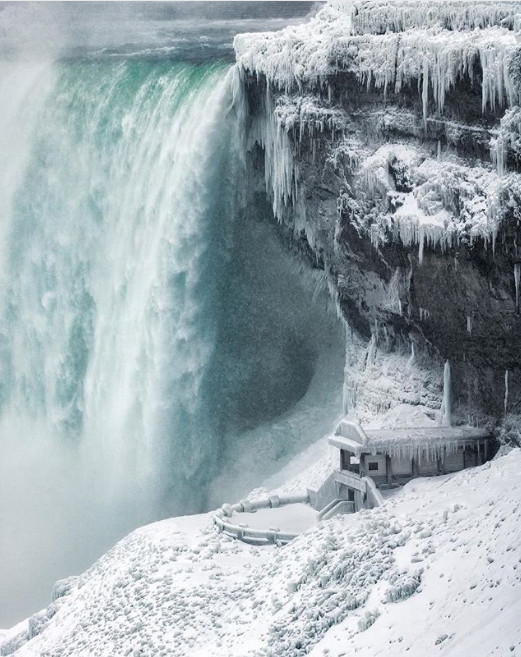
[235,0,521,436]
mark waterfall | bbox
[0,57,345,625]
[0,60,245,623]
[0,60,243,508]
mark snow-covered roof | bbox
[330,425,491,457]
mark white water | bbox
[0,59,244,625]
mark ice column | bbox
[443,360,452,427]
[504,369,509,415]
[407,340,415,366]
[515,263,520,309]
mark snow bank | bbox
[4,449,521,657]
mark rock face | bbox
[235,0,521,435]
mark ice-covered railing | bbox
[213,492,311,546]
[351,0,521,35]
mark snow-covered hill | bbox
[2,446,521,657]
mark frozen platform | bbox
[235,503,318,534]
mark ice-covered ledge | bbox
[235,0,521,118]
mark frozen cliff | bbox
[236,0,521,437]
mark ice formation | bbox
[236,3,519,122]
[443,361,452,427]
[352,144,521,257]
[505,369,510,414]
[351,0,520,35]
[238,1,521,262]
[515,262,521,308]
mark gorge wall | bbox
[235,0,521,439]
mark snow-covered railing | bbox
[333,468,385,511]
[363,476,385,509]
[318,499,356,520]
[213,493,311,546]
[335,469,368,493]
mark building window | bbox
[368,461,379,471]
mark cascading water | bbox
[0,58,246,625]
[0,5,344,628]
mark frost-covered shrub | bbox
[0,635,26,657]
[358,608,380,631]
[51,575,79,602]
[27,613,48,640]
[496,414,521,449]
[384,570,422,603]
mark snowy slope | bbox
[2,448,521,657]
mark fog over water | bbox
[0,1,345,628]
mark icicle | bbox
[422,59,429,126]
[442,361,452,427]
[492,135,506,177]
[419,307,430,322]
[437,140,442,162]
[515,263,520,309]
[418,231,424,265]
[504,369,509,414]
[466,316,472,335]
[407,340,415,367]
